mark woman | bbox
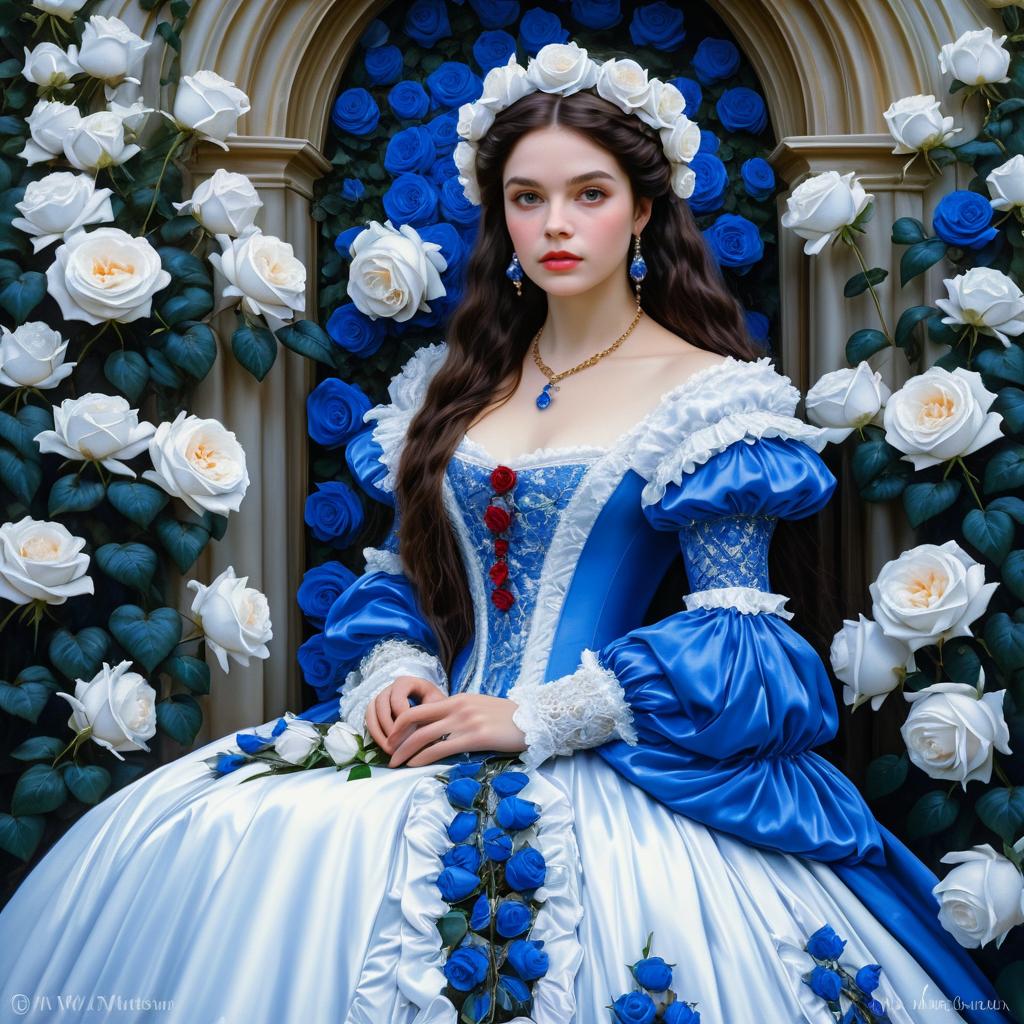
[0,44,1011,1024]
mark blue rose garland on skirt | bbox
[608,932,701,1023]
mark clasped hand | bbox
[364,675,527,768]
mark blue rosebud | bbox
[518,7,569,55]
[468,0,520,30]
[865,997,885,1017]
[271,717,288,737]
[385,125,437,177]
[404,0,452,47]
[437,865,481,902]
[693,37,740,84]
[933,189,998,250]
[482,826,514,862]
[495,796,541,831]
[839,1008,865,1024]
[235,729,274,753]
[716,86,768,134]
[664,1003,700,1023]
[304,481,365,546]
[382,172,439,227]
[297,561,357,627]
[216,752,248,774]
[611,990,657,1024]
[702,213,764,275]
[341,177,366,202]
[442,843,483,873]
[296,633,346,701]
[463,989,491,1022]
[504,846,547,891]
[446,776,482,809]
[448,759,485,779]
[740,157,775,201]
[334,226,363,258]
[808,965,843,1001]
[469,892,491,931]
[855,963,882,994]
[306,377,372,448]
[388,80,431,121]
[426,61,484,110]
[507,938,548,981]
[442,944,489,991]
[806,924,847,961]
[495,899,532,938]
[447,810,480,843]
[426,111,460,156]
[473,29,517,73]
[698,129,719,153]
[331,87,380,136]
[325,303,386,359]
[687,153,728,214]
[632,955,673,992]
[571,0,621,29]
[440,175,481,226]
[491,770,529,797]
[364,44,403,87]
[629,2,686,51]
[359,18,389,48]
[497,974,531,1005]
[669,76,702,116]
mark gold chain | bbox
[530,305,645,389]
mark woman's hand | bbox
[384,693,527,768]
[364,675,447,752]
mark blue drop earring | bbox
[505,251,523,297]
[629,233,646,306]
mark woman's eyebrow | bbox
[504,170,617,189]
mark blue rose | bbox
[426,61,483,110]
[741,157,775,201]
[498,974,531,1004]
[571,0,621,29]
[743,309,770,346]
[442,843,483,873]
[235,728,274,753]
[469,0,520,30]
[506,939,548,981]
[404,0,452,47]
[698,129,718,153]
[702,213,764,275]
[504,847,546,891]
[437,865,481,902]
[809,965,843,1001]
[447,810,479,842]
[482,826,513,862]
[446,776,482,809]
[442,944,489,991]
[440,176,482,226]
[669,76,702,116]
[686,153,728,214]
[304,481,365,545]
[297,561,357,627]
[359,18,389,48]
[469,892,491,930]
[334,226,363,258]
[693,37,740,85]
[429,155,456,186]
[716,86,768,134]
[448,758,485,779]
[491,770,529,797]
[633,955,673,991]
[473,29,517,73]
[629,2,686,51]
[427,111,460,156]
[384,125,437,176]
[933,189,998,249]
[216,752,248,774]
[519,7,569,55]
[855,963,882,994]
[383,172,439,227]
[388,80,430,121]
[326,303,386,359]
[307,377,372,448]
[612,991,657,1024]
[332,87,380,136]
[420,222,467,282]
[341,178,365,204]
[865,998,884,1017]
[297,633,346,700]
[806,924,847,961]
[495,899,532,938]
[364,44,403,87]
[495,796,540,831]
[663,1004,700,1023]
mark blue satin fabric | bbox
[345,427,392,505]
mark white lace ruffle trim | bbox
[507,649,639,771]
[363,545,404,576]
[684,585,794,620]
[398,770,584,1023]
[338,638,448,731]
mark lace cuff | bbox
[338,638,448,732]
[507,649,638,771]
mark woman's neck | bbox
[538,280,643,366]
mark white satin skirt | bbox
[0,721,965,1024]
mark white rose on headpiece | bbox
[46,227,171,324]
[32,0,87,19]
[639,78,686,130]
[453,139,480,195]
[62,109,140,171]
[478,53,532,111]
[830,614,911,711]
[187,566,272,673]
[780,170,873,256]
[456,101,495,145]
[346,219,447,323]
[882,366,1003,470]
[173,168,263,237]
[324,721,362,765]
[143,411,250,516]
[12,171,114,253]
[660,116,701,164]
[18,100,81,165]
[869,539,998,652]
[273,712,322,765]
[595,57,653,115]
[939,27,1011,86]
[933,846,1024,949]
[0,517,93,606]
[77,16,150,86]
[0,323,75,389]
[209,227,306,324]
[669,163,696,201]
[805,362,891,444]
[883,95,959,154]
[168,70,251,149]
[987,154,1024,212]
[525,41,598,97]
[56,660,157,760]
[22,42,81,91]
[935,266,1024,348]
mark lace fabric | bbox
[680,513,777,592]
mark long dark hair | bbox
[395,87,825,675]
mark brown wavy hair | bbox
[395,87,821,676]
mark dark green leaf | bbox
[160,654,210,695]
[107,481,169,528]
[984,444,1024,494]
[0,813,45,861]
[0,446,42,506]
[895,306,938,350]
[96,542,158,591]
[990,495,1024,524]
[962,508,1015,563]
[154,515,210,573]
[953,139,1003,163]
[438,909,469,948]
[160,214,199,243]
[906,790,959,840]
[977,788,1024,843]
[995,387,1024,435]
[864,753,908,800]
[49,627,110,681]
[276,319,338,368]
[986,613,1024,678]
[157,247,210,287]
[976,346,1024,387]
[11,735,64,762]
[108,605,182,672]
[852,438,899,487]
[156,693,202,745]
[164,322,217,379]
[0,270,45,323]
[844,267,888,298]
[12,763,67,816]
[104,350,149,403]
[902,479,961,527]
[156,21,181,51]
[900,238,948,287]
[891,218,926,245]
[62,764,111,805]
[159,286,213,326]
[232,323,277,381]
[1005,550,1024,602]
[145,347,184,389]
[845,329,889,363]
[0,411,38,460]
[48,474,105,516]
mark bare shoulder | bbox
[641,325,731,387]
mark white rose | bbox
[595,57,653,115]
[142,410,250,516]
[780,170,874,256]
[453,140,480,202]
[169,70,251,149]
[11,171,114,253]
[669,162,696,201]
[0,322,75,388]
[660,115,701,164]
[187,566,272,673]
[18,100,81,166]
[173,168,263,237]
[639,79,686,131]
[77,15,149,86]
[479,54,532,110]
[324,721,361,765]
[22,42,81,91]
[62,109,140,171]
[933,846,1024,949]
[273,712,321,765]
[830,614,912,711]
[883,94,959,154]
[208,227,305,324]
[455,101,495,144]
[882,366,1003,470]
[987,154,1024,211]
[0,517,93,606]
[32,0,87,19]
[869,539,998,652]
[525,41,598,97]
[936,266,1024,348]
[346,219,447,323]
[108,98,153,138]
[56,660,156,760]
[902,676,1010,789]
[46,227,171,325]
[939,28,1011,86]
[805,362,891,444]
[34,393,155,476]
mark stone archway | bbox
[99,0,999,742]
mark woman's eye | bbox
[514,187,606,206]
[581,187,606,201]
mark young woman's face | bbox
[502,125,651,297]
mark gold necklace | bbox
[531,304,645,410]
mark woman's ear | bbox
[634,195,653,235]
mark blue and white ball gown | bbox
[0,342,1012,1024]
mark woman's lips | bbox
[541,257,582,270]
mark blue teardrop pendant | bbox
[535,383,556,409]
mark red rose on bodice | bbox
[490,465,517,494]
[489,562,509,586]
[494,538,509,557]
[491,587,515,611]
[483,503,511,533]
